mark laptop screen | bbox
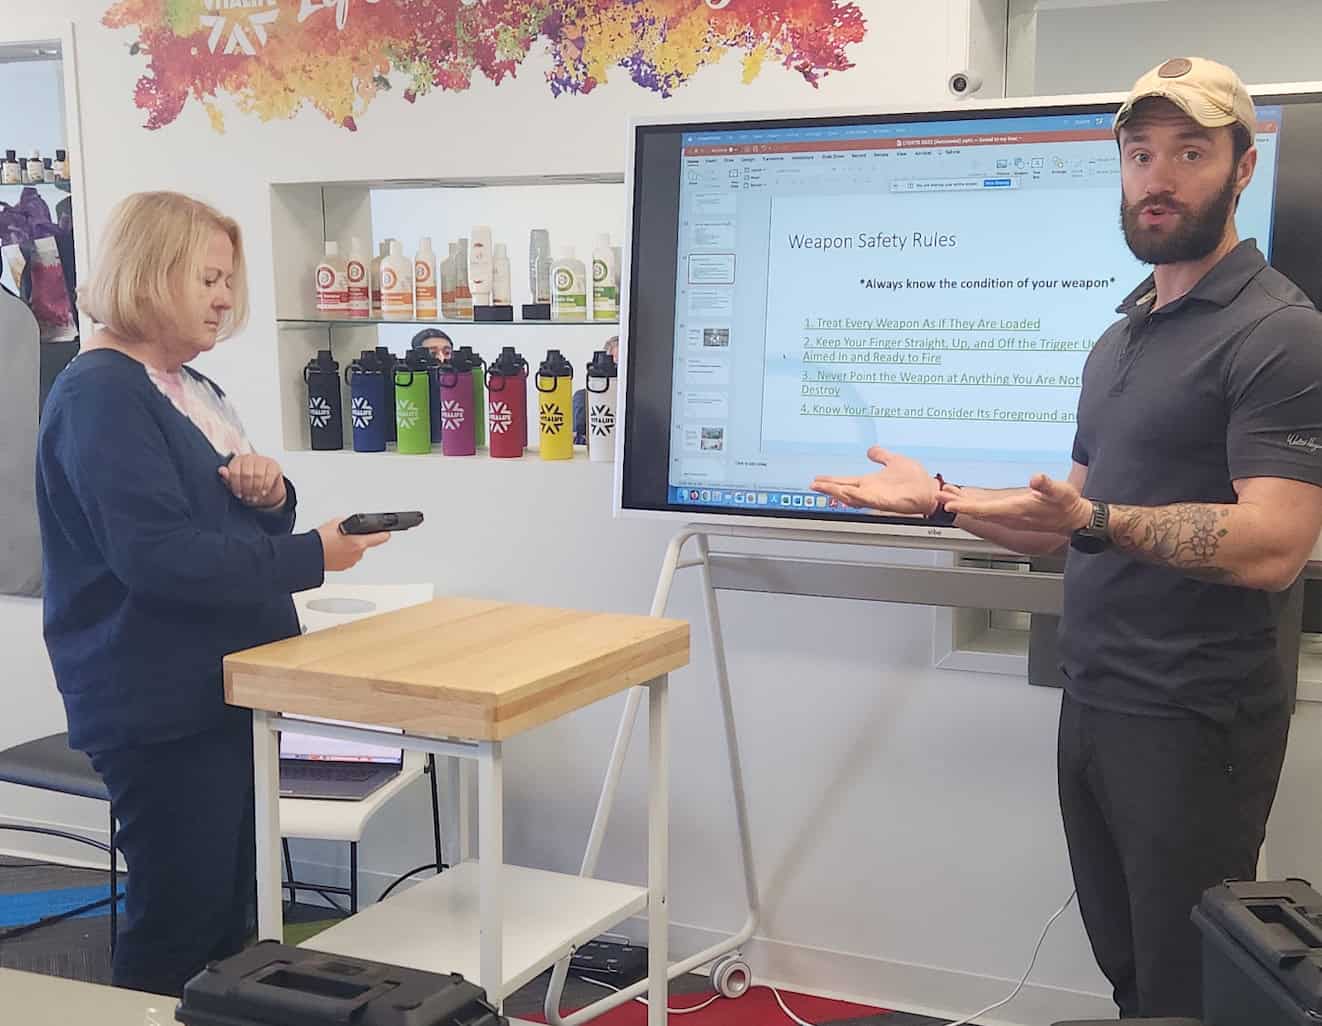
[279,715,404,765]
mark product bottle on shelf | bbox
[492,243,512,307]
[454,238,474,320]
[454,346,487,449]
[1,151,19,185]
[592,233,619,321]
[314,241,348,314]
[529,229,551,303]
[345,237,370,319]
[381,240,414,319]
[486,347,527,459]
[550,247,587,322]
[371,240,390,312]
[439,353,478,457]
[536,349,575,460]
[414,237,439,319]
[374,346,400,443]
[344,350,387,453]
[54,149,68,181]
[468,226,493,309]
[24,150,42,184]
[394,349,433,455]
[304,349,344,450]
[584,348,619,463]
[442,242,458,318]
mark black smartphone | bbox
[338,511,424,535]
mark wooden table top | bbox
[224,597,690,740]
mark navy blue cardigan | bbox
[36,349,325,753]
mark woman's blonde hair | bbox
[79,191,249,342]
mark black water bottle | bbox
[304,349,343,450]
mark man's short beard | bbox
[1120,168,1238,265]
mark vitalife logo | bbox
[201,0,278,56]
[415,262,432,284]
[540,402,565,435]
[396,397,420,431]
[441,399,465,431]
[489,401,513,434]
[315,266,334,289]
[590,404,615,436]
[381,267,398,290]
[554,268,573,292]
[351,395,374,429]
[347,262,366,284]
[308,395,332,428]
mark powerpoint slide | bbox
[683,390,730,420]
[683,424,726,452]
[686,287,735,318]
[686,358,731,385]
[692,220,736,249]
[679,458,723,481]
[756,186,1146,457]
[686,326,731,350]
[688,253,737,285]
[690,192,737,218]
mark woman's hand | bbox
[317,519,390,571]
[810,447,939,515]
[219,454,286,510]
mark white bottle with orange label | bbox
[380,239,414,320]
[414,237,439,320]
[315,241,347,314]
[345,236,370,319]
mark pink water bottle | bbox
[438,358,477,456]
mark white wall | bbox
[6,5,1322,1024]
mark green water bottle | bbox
[394,349,433,454]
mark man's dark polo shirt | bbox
[1060,240,1322,722]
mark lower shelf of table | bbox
[298,860,649,1000]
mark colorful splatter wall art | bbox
[102,1,868,133]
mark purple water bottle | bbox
[439,357,477,456]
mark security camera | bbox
[947,70,983,98]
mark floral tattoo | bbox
[1108,504,1238,584]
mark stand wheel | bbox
[710,954,752,998]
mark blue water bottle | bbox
[345,349,387,452]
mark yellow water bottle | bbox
[536,349,574,461]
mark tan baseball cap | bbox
[1114,57,1258,141]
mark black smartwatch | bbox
[1070,499,1111,553]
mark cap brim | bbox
[1114,87,1238,135]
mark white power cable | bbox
[943,889,1077,1026]
[574,891,1075,1026]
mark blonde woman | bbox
[35,192,389,996]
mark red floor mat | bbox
[525,985,889,1025]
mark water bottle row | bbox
[304,344,619,460]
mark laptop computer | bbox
[278,716,404,801]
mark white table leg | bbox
[460,757,475,862]
[648,675,669,1026]
[252,710,283,941]
[478,741,504,1007]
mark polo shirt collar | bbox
[1116,239,1266,316]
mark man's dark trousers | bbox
[1057,691,1289,1018]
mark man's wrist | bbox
[1070,498,1094,533]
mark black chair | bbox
[0,732,120,953]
